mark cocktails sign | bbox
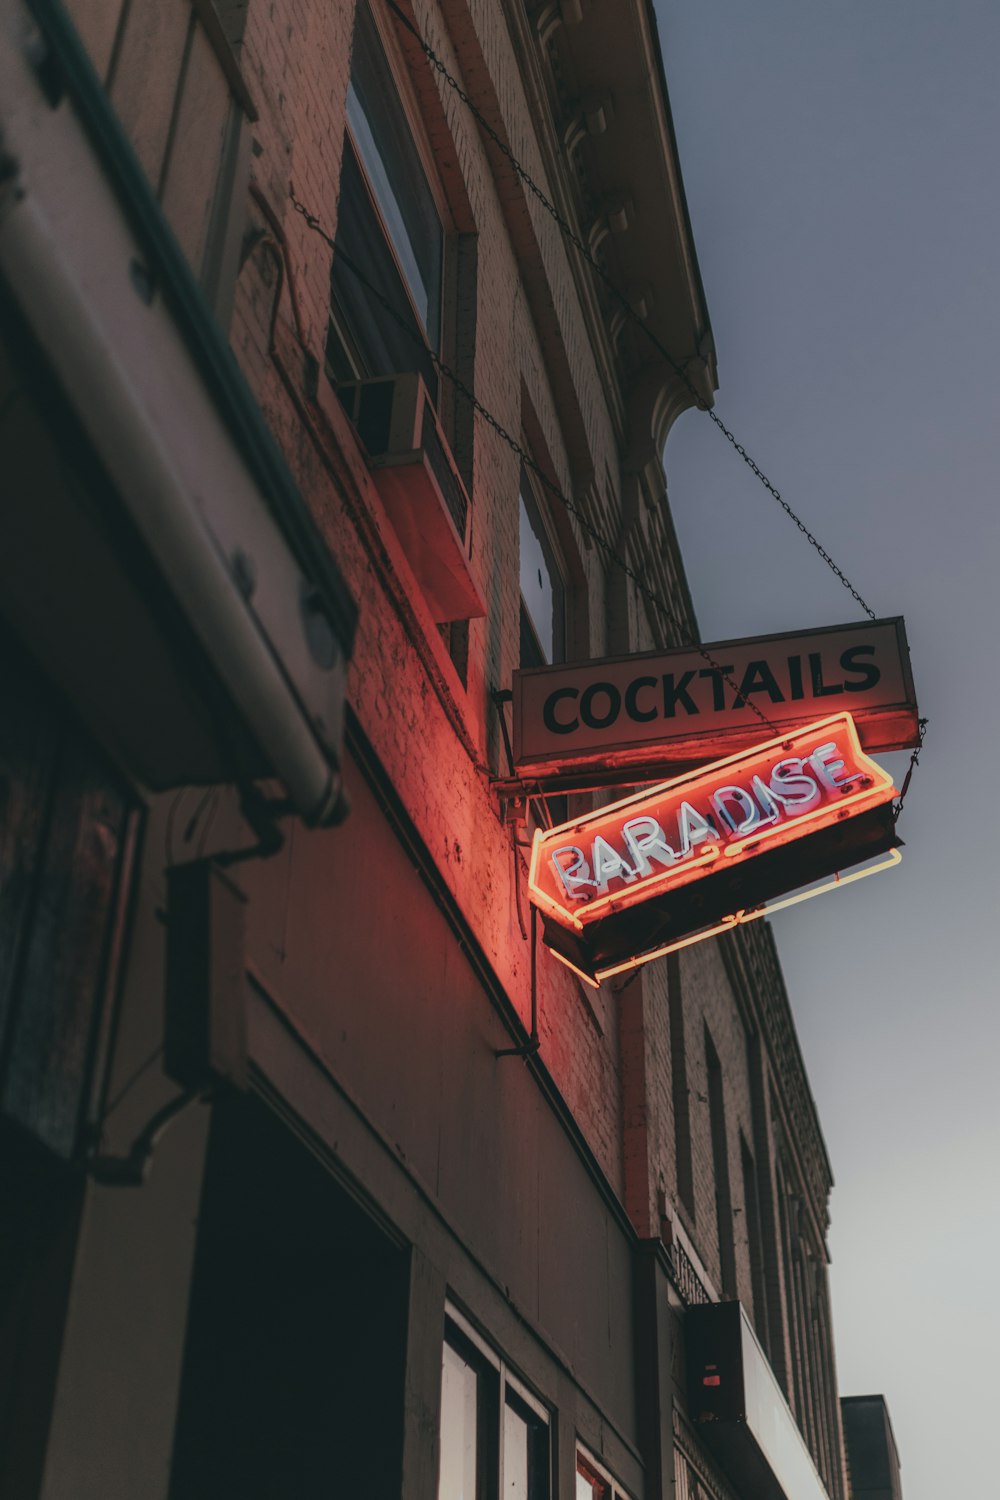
[528,712,900,984]
[513,617,917,790]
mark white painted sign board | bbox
[512,617,918,783]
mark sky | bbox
[654,3,1000,1496]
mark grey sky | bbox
[655,2,1000,1495]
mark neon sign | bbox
[528,712,900,984]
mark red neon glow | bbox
[528,712,896,935]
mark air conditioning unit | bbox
[337,374,486,624]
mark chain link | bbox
[702,415,877,620]
[378,0,877,623]
[892,717,927,823]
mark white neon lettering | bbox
[751,774,782,824]
[712,784,763,837]
[809,741,865,791]
[622,816,677,875]
[768,758,821,809]
[591,835,636,892]
[550,845,596,899]
[677,800,719,855]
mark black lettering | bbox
[809,651,843,697]
[624,676,658,723]
[840,645,881,693]
[734,659,786,707]
[787,654,805,700]
[543,687,579,735]
[698,665,734,712]
[580,682,621,730]
[662,671,699,717]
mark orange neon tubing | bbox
[528,711,896,934]
[550,847,903,989]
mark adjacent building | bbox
[842,1396,904,1500]
[0,0,901,1497]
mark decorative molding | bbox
[582,91,613,135]
[533,2,564,46]
[721,921,834,1233]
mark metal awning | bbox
[0,0,357,825]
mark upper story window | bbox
[519,466,566,669]
[705,1026,738,1299]
[328,1,444,399]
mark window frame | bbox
[705,1025,738,1300]
[439,1305,552,1500]
[576,1443,633,1500]
[518,460,568,671]
[329,0,452,387]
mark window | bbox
[518,465,569,821]
[519,467,566,669]
[667,952,696,1221]
[705,1027,737,1298]
[577,1460,607,1500]
[328,1,444,397]
[438,1311,551,1500]
[440,1334,491,1499]
[503,1386,549,1500]
[576,1447,631,1500]
[740,1134,770,1349]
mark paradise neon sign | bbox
[528,712,900,985]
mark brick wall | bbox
[217,0,646,1190]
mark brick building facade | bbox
[0,0,895,1496]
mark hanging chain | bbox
[288,6,926,816]
[289,187,927,809]
[696,414,877,621]
[892,717,927,823]
[378,0,877,623]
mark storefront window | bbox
[503,1387,549,1500]
[440,1339,482,1500]
[438,1313,550,1499]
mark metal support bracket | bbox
[87,1086,207,1186]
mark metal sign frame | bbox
[527,712,901,985]
[511,617,918,793]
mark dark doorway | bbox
[0,1120,84,1500]
[169,1095,409,1498]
